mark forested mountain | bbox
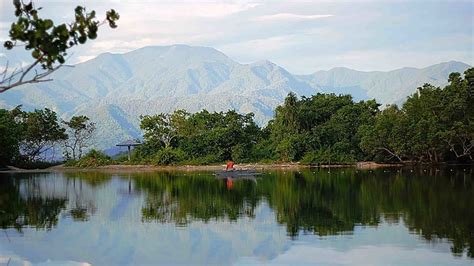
[0,45,470,149]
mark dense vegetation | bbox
[0,68,472,168]
[132,68,473,165]
[360,70,473,163]
[0,106,95,168]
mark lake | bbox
[0,168,473,265]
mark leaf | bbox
[3,41,14,49]
[31,50,40,59]
[44,19,53,29]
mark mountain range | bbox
[0,45,470,149]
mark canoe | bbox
[214,169,260,179]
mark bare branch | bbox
[1,61,9,81]
[376,147,403,162]
[0,61,73,93]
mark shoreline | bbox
[0,161,408,173]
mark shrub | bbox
[301,148,355,165]
[275,135,308,162]
[231,144,247,163]
[67,149,112,167]
[12,160,62,169]
[249,139,276,162]
[181,154,221,165]
[154,147,186,165]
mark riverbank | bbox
[0,161,407,173]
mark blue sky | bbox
[0,0,472,74]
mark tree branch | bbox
[376,147,403,162]
[0,61,73,93]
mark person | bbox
[226,160,235,171]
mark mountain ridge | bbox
[0,45,470,149]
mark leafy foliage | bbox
[66,149,111,167]
[269,93,379,163]
[62,115,96,160]
[153,147,186,165]
[0,107,99,168]
[139,109,262,164]
[0,108,22,166]
[360,68,474,162]
[15,107,67,161]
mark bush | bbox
[301,148,355,165]
[67,149,112,167]
[12,160,62,169]
[249,139,276,162]
[180,154,222,165]
[231,144,247,163]
[276,135,308,162]
[154,147,186,165]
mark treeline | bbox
[0,107,95,168]
[133,68,473,165]
[360,70,473,163]
[1,68,472,167]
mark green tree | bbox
[62,115,96,160]
[359,105,408,162]
[438,70,474,160]
[140,112,184,149]
[269,93,379,163]
[138,109,262,164]
[0,108,22,166]
[1,0,119,92]
[17,108,67,161]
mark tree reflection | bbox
[0,176,67,232]
[134,168,473,257]
[134,172,259,225]
[0,168,472,258]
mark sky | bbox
[0,0,473,74]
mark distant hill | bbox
[299,61,470,104]
[0,45,470,149]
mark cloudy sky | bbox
[0,0,472,74]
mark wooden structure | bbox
[116,140,142,161]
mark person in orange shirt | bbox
[226,160,235,171]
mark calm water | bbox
[0,168,473,265]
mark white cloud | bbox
[76,55,96,63]
[1,0,471,72]
[0,22,9,30]
[254,13,334,22]
[219,35,299,58]
[116,2,259,22]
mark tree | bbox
[0,0,119,93]
[359,105,407,162]
[140,113,181,149]
[269,93,379,162]
[359,68,474,163]
[17,108,67,161]
[439,70,474,160]
[0,108,22,166]
[62,116,96,160]
[137,109,262,164]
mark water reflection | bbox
[0,175,67,231]
[0,168,473,264]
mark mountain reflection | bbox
[0,168,472,258]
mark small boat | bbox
[214,169,260,179]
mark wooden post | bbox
[128,146,131,161]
